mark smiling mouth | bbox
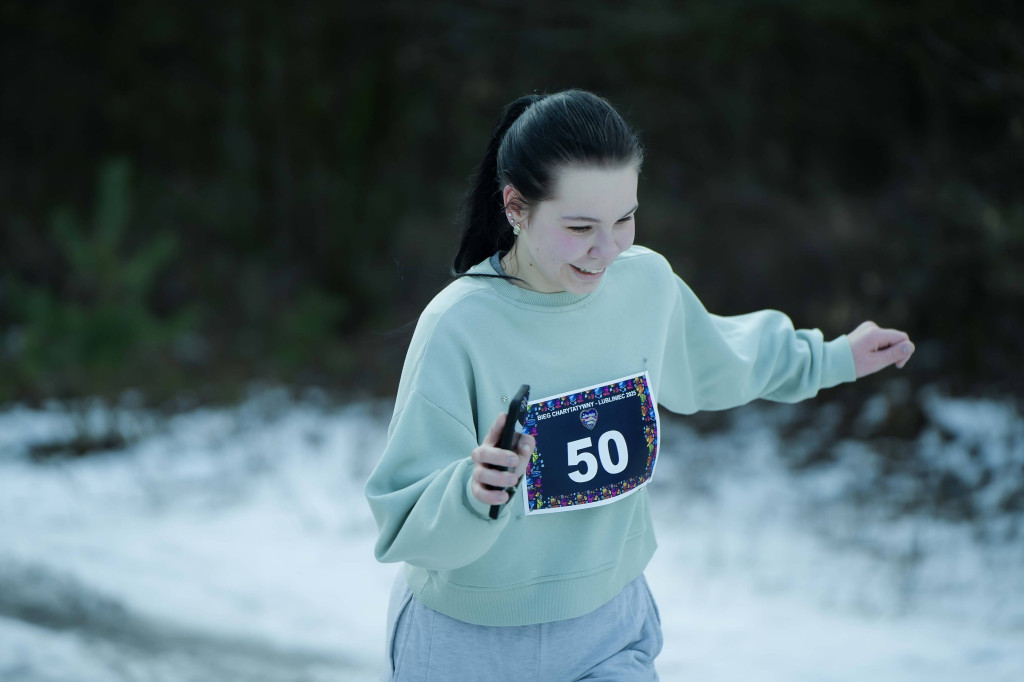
[572,265,605,275]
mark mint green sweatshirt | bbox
[364,245,856,626]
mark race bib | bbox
[523,372,659,514]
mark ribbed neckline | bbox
[472,252,603,310]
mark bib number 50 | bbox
[567,431,629,483]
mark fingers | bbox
[893,339,915,369]
[472,414,520,472]
[870,328,914,371]
[869,329,914,371]
[849,321,916,378]
[471,412,518,504]
[471,446,521,487]
[471,479,515,506]
[470,412,535,506]
[869,327,909,351]
[482,411,507,447]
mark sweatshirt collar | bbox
[466,252,603,309]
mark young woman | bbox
[365,90,914,681]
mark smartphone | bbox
[488,384,530,520]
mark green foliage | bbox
[4,159,196,400]
[1,1,1020,403]
[52,161,178,305]
[274,288,352,375]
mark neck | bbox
[500,248,529,289]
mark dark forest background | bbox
[2,0,1022,412]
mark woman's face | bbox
[504,165,639,295]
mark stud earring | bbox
[513,223,521,236]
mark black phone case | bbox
[488,384,530,520]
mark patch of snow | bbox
[0,390,1021,681]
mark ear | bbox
[502,184,527,224]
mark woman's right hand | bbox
[470,412,535,506]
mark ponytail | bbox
[452,94,543,275]
[452,90,644,276]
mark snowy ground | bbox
[0,388,1021,681]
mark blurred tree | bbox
[0,0,1020,404]
[3,159,195,401]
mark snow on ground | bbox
[0,389,1021,681]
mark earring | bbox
[513,223,521,236]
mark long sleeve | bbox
[657,274,857,414]
[364,389,511,570]
[363,278,521,571]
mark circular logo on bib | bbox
[580,407,598,430]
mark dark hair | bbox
[451,90,644,275]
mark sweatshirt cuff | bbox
[822,335,858,388]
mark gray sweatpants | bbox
[383,571,663,681]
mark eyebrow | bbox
[561,204,639,223]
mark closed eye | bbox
[566,212,635,232]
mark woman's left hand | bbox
[847,321,916,379]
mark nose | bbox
[588,228,618,261]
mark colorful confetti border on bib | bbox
[523,373,659,512]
